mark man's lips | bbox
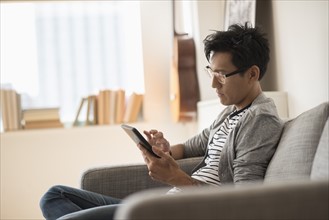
[216,90,223,97]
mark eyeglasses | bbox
[205,66,250,84]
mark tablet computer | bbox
[121,124,160,158]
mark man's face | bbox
[209,52,254,110]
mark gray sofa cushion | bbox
[81,157,202,199]
[311,119,329,180]
[265,103,329,182]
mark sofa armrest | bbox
[115,180,329,220]
[80,157,202,199]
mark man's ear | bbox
[249,65,260,81]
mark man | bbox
[40,23,283,220]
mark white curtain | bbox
[1,1,144,122]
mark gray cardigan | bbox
[184,93,284,184]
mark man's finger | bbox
[138,144,159,160]
[152,146,169,159]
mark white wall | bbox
[271,0,328,118]
[195,0,225,101]
[140,1,172,123]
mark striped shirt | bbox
[191,107,249,186]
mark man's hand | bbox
[138,144,195,187]
[143,130,171,153]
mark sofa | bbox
[77,102,328,219]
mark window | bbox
[1,1,144,123]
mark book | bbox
[103,90,111,124]
[75,89,135,126]
[23,107,62,129]
[23,108,60,122]
[16,93,22,129]
[97,91,105,125]
[123,93,143,123]
[109,90,117,124]
[24,119,63,129]
[0,89,9,131]
[73,96,97,126]
[97,89,114,125]
[97,89,119,125]
[1,89,22,131]
[73,97,87,126]
[86,95,97,125]
[115,89,125,124]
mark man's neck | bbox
[235,83,262,110]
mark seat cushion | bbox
[311,119,329,180]
[265,102,329,183]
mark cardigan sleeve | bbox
[182,125,210,158]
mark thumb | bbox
[152,146,170,159]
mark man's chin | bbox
[218,97,229,106]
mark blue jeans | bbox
[40,185,122,220]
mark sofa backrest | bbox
[264,102,329,183]
[310,118,328,181]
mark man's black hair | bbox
[203,22,270,80]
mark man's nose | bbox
[211,76,221,88]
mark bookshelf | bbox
[0,88,145,133]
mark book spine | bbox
[123,93,143,123]
[73,98,87,126]
[115,89,126,124]
[1,89,22,131]
[0,90,9,131]
[97,91,105,125]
